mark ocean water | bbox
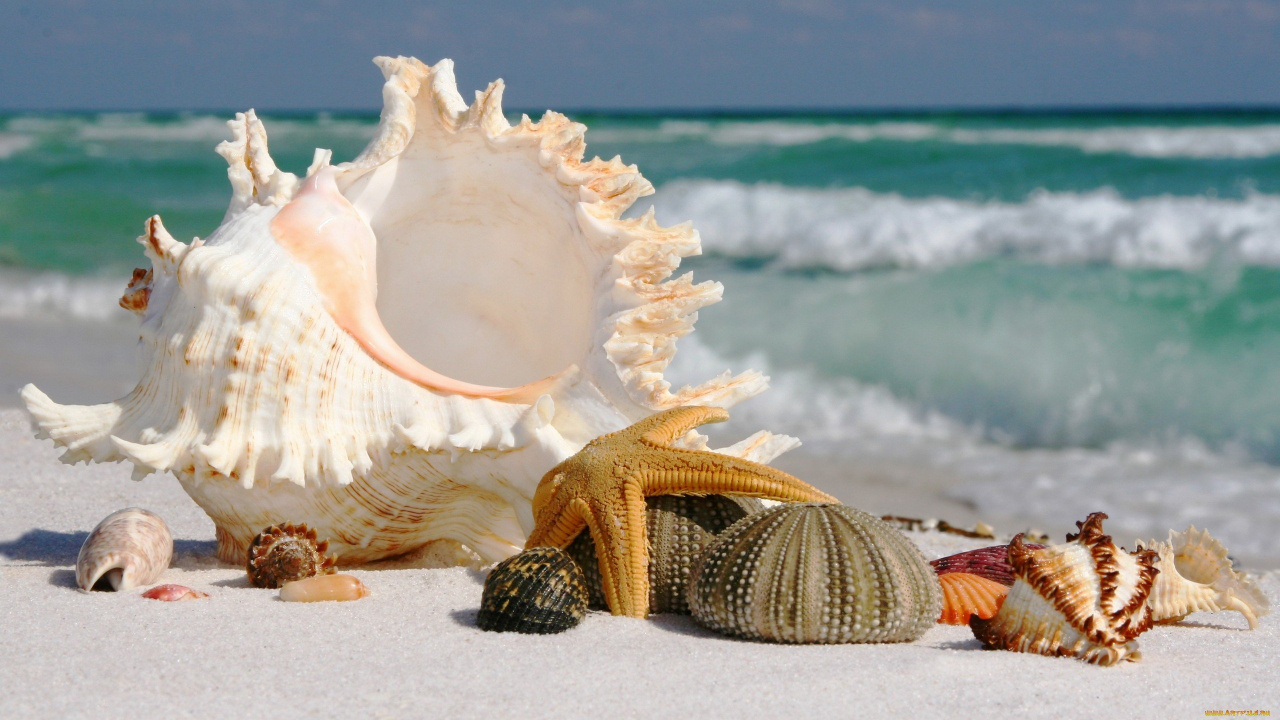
[3,110,1279,563]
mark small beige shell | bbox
[970,513,1159,666]
[76,508,173,591]
[1138,526,1270,629]
[279,574,370,602]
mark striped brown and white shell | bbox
[478,546,589,634]
[931,543,1045,586]
[687,503,942,644]
[970,513,1159,666]
[1138,526,1270,629]
[937,572,1008,625]
[566,494,763,614]
[76,508,173,591]
[246,523,337,589]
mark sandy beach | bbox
[2,407,1276,719]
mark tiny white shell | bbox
[76,508,173,591]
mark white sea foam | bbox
[0,133,34,160]
[591,119,1280,158]
[0,271,131,321]
[643,180,1280,271]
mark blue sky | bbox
[2,1,1278,111]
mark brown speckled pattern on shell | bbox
[246,523,337,589]
[477,546,589,634]
[687,503,942,644]
[566,494,764,614]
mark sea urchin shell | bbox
[970,513,1159,666]
[478,546,588,634]
[566,494,763,614]
[688,503,942,644]
[76,508,173,592]
[246,523,336,589]
[937,572,1008,625]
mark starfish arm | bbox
[640,448,839,504]
[525,495,590,549]
[585,480,652,618]
[631,405,731,446]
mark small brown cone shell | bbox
[246,523,337,589]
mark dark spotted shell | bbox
[930,544,1045,586]
[688,503,942,644]
[478,546,589,634]
[246,523,337,589]
[566,494,764,615]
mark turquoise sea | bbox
[3,109,1279,562]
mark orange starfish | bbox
[525,406,838,618]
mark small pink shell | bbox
[141,584,208,601]
[937,572,1008,625]
[930,544,1044,586]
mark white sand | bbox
[1,408,1277,719]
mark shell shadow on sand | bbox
[0,528,219,586]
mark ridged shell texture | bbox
[1140,526,1270,629]
[931,543,1044,587]
[688,503,942,644]
[937,572,1008,625]
[566,494,763,614]
[970,513,1159,666]
[478,546,589,634]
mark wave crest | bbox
[645,180,1280,272]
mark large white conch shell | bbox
[22,57,795,566]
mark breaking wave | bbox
[644,180,1280,272]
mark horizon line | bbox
[4,103,1280,118]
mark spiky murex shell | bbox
[1138,526,1270,630]
[21,57,794,566]
[970,513,1159,666]
[246,523,337,589]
